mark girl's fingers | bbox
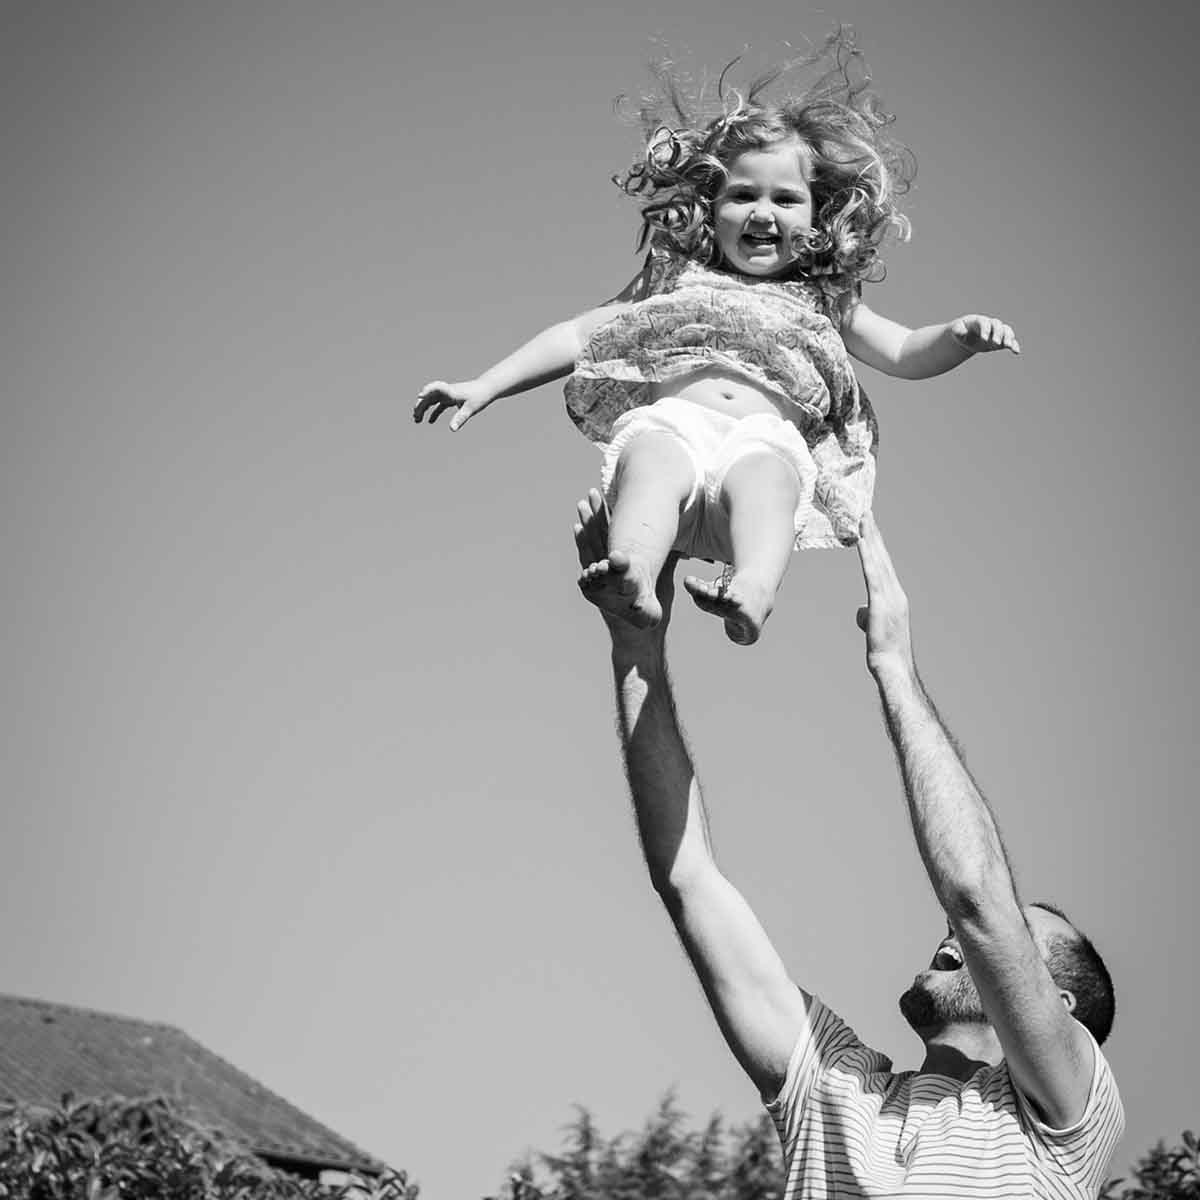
[983,320,1020,352]
[413,381,444,421]
[414,381,468,424]
[952,315,1019,353]
[450,397,482,431]
[414,396,443,422]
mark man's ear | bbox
[1059,989,1077,1015]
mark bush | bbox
[0,1094,419,1200]
[488,1094,782,1200]
[1101,1131,1200,1200]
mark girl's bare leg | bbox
[684,452,800,645]
[579,432,694,628]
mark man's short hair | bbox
[1032,902,1116,1045]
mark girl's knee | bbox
[719,449,802,513]
[613,431,696,492]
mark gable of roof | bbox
[0,993,383,1177]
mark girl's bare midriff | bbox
[649,366,785,422]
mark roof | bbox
[0,993,384,1177]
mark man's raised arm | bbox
[855,514,1095,1127]
[574,491,808,1100]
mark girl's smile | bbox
[713,140,814,278]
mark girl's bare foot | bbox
[578,550,663,628]
[683,568,774,645]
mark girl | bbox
[414,30,1018,645]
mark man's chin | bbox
[898,983,936,1033]
[899,978,987,1032]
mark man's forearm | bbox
[611,640,713,895]
[602,606,811,1102]
[872,657,1016,917]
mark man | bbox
[573,492,1123,1199]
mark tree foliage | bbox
[491,1097,1200,1200]
[488,1094,782,1200]
[1101,1131,1200,1200]
[0,1094,419,1200]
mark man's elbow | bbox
[648,854,715,916]
[940,871,1020,930]
[647,861,689,909]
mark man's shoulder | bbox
[1002,1031,1125,1143]
[771,993,897,1102]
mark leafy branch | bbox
[0,1094,418,1200]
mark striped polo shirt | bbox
[765,995,1124,1199]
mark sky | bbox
[2,1,1198,1197]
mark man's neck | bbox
[918,1025,1003,1079]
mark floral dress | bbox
[564,246,877,548]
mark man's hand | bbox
[413,379,494,432]
[573,489,678,649]
[855,513,915,677]
[949,315,1021,356]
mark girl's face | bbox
[712,140,814,277]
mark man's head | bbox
[899,903,1115,1045]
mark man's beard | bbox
[899,970,988,1032]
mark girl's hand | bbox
[949,315,1021,356]
[413,379,494,432]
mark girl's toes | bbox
[579,561,610,592]
[683,575,718,608]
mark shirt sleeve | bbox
[1013,1030,1126,1192]
[763,992,883,1148]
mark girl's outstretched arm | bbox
[414,298,634,432]
[842,300,1020,382]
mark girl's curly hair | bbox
[615,27,915,292]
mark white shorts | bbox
[599,396,818,563]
